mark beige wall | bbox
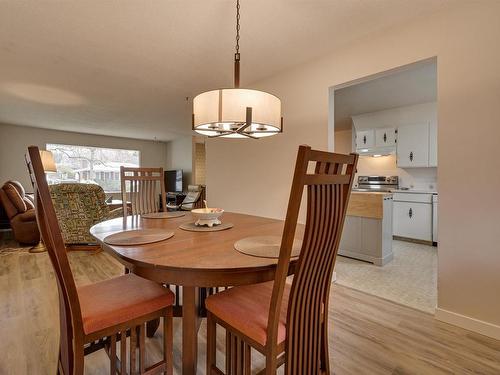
[165,135,192,187]
[334,128,353,155]
[0,123,168,190]
[206,3,500,337]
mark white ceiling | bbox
[0,0,451,141]
[334,60,437,130]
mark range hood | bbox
[356,147,395,157]
[351,114,397,157]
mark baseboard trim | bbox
[435,308,500,340]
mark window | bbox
[46,144,140,192]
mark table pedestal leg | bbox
[182,286,200,375]
[146,318,160,338]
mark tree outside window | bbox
[46,144,140,192]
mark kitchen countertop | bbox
[392,189,438,194]
[351,190,393,196]
[347,191,392,219]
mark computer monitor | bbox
[164,169,183,193]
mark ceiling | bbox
[0,1,451,141]
[334,60,437,130]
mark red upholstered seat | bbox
[205,281,290,347]
[78,273,174,335]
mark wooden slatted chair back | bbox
[267,145,358,374]
[120,167,167,216]
[26,146,84,375]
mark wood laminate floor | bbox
[1,240,499,375]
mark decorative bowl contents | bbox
[191,208,224,227]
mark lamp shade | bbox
[39,150,57,173]
[193,88,282,138]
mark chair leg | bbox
[120,331,127,375]
[244,343,251,374]
[164,308,173,375]
[130,326,137,375]
[110,334,117,375]
[74,346,85,375]
[139,324,146,374]
[264,354,278,375]
[320,321,330,374]
[207,311,217,375]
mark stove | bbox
[354,176,399,192]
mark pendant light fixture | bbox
[192,0,283,139]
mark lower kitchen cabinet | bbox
[339,192,394,266]
[393,193,433,242]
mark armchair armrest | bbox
[108,207,127,219]
[17,209,36,222]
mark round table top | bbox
[90,212,301,287]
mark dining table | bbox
[90,212,299,375]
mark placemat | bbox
[104,229,174,246]
[179,222,234,232]
[234,235,302,259]
[142,211,186,219]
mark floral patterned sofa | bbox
[49,183,123,245]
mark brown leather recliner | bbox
[0,181,40,244]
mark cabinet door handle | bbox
[409,208,413,218]
[363,135,367,144]
[383,133,387,142]
[409,151,414,162]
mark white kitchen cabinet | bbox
[429,120,438,167]
[393,193,433,242]
[375,128,397,148]
[355,129,375,150]
[397,123,430,168]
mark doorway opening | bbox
[330,58,438,314]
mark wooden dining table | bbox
[90,212,299,375]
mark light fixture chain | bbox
[235,0,240,55]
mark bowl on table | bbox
[191,208,224,227]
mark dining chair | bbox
[26,146,175,375]
[120,167,167,216]
[205,145,358,374]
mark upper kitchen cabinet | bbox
[350,102,437,161]
[375,128,397,148]
[397,123,430,168]
[429,120,438,167]
[355,129,375,150]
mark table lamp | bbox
[39,150,57,173]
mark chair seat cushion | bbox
[205,281,289,347]
[78,273,174,335]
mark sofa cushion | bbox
[23,197,35,210]
[3,183,27,213]
[9,180,26,197]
